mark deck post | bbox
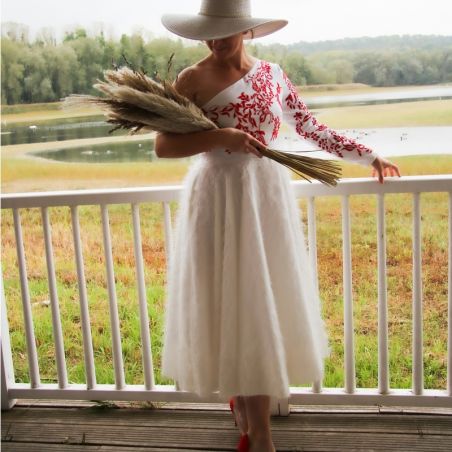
[1,267,17,410]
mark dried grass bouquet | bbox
[62,56,341,186]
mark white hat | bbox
[161,0,288,41]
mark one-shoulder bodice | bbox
[201,59,376,166]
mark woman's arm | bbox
[155,129,226,158]
[277,64,400,182]
[277,64,376,166]
[155,127,266,159]
[154,70,266,158]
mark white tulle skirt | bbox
[160,148,331,402]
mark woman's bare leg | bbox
[243,395,275,452]
[232,395,248,435]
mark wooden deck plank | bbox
[14,399,452,415]
[1,444,206,452]
[2,427,452,451]
[2,405,452,451]
[3,407,452,435]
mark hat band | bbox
[199,0,251,18]
[198,12,252,19]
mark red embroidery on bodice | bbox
[282,71,371,158]
[203,61,281,146]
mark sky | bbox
[1,0,451,44]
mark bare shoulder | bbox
[174,65,202,103]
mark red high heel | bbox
[229,398,250,451]
[237,433,250,452]
[229,397,237,427]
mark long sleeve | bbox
[277,64,377,166]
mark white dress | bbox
[160,59,376,402]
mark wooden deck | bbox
[2,400,452,451]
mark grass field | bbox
[2,96,451,193]
[1,155,450,390]
[1,92,451,392]
[315,99,452,128]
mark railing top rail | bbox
[1,175,451,209]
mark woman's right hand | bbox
[219,128,265,158]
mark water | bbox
[275,126,452,159]
[32,139,156,163]
[3,86,452,147]
[3,86,452,163]
[1,115,127,146]
[304,86,452,108]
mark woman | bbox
[156,1,401,451]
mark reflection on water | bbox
[31,140,156,163]
[304,86,452,108]
[276,126,452,158]
[3,87,452,147]
[306,95,452,109]
[1,115,127,146]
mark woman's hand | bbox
[371,155,401,183]
[219,128,265,158]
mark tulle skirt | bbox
[161,148,331,402]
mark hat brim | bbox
[161,14,288,40]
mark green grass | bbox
[1,101,63,115]
[315,99,452,128]
[1,156,450,390]
[1,97,451,392]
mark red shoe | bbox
[230,398,249,451]
[237,433,250,452]
[229,397,237,427]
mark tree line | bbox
[1,26,451,105]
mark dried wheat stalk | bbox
[62,66,341,186]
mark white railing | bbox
[1,175,451,415]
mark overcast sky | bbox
[2,0,451,44]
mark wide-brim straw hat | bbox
[161,0,288,41]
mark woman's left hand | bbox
[371,156,401,184]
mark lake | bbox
[2,86,451,163]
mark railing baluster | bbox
[70,206,96,389]
[12,208,40,388]
[131,203,155,390]
[342,195,356,393]
[100,204,125,390]
[162,201,179,391]
[377,194,389,394]
[307,197,319,295]
[162,201,174,264]
[448,192,452,396]
[308,197,322,394]
[412,193,424,395]
[1,177,451,407]
[1,266,17,409]
[41,207,68,388]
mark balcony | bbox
[2,175,452,450]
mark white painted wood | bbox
[412,193,424,395]
[70,206,96,389]
[162,201,179,392]
[12,208,40,388]
[2,176,451,409]
[6,384,451,407]
[277,397,289,416]
[2,176,451,209]
[1,267,17,409]
[448,192,452,396]
[162,201,174,265]
[41,207,68,389]
[342,196,356,394]
[100,204,125,390]
[131,203,155,390]
[307,197,319,295]
[377,194,389,394]
[307,197,323,395]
